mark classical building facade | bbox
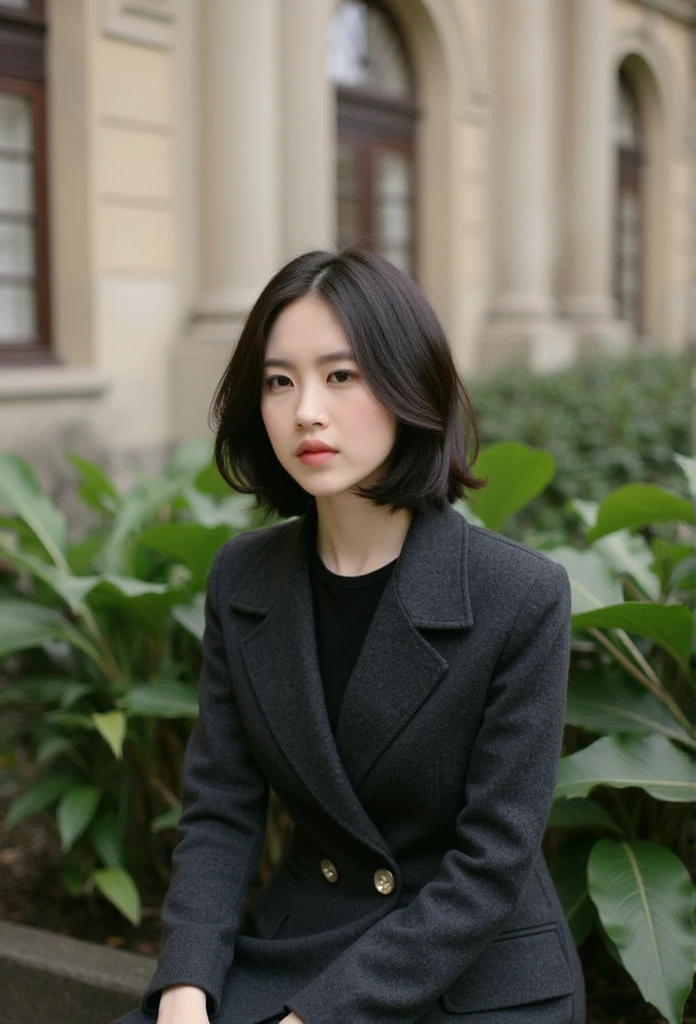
[0,0,693,473]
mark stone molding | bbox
[637,0,696,24]
[611,20,691,154]
[102,0,176,49]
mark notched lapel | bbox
[237,515,390,856]
[231,501,474,851]
[334,577,448,790]
[335,502,472,789]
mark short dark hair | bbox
[211,247,487,518]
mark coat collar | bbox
[230,499,474,628]
[231,501,474,857]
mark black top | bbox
[308,525,397,734]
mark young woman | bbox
[114,248,585,1024]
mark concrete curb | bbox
[0,919,154,1024]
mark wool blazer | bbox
[115,500,586,1024]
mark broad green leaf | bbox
[151,805,181,833]
[587,484,694,542]
[93,867,141,925]
[99,575,170,598]
[172,592,206,641]
[43,710,95,730]
[588,839,696,1024]
[89,809,123,868]
[183,489,254,531]
[164,437,214,479]
[57,785,101,852]
[3,772,77,831]
[570,495,691,600]
[650,539,695,592]
[64,452,120,515]
[673,452,696,498]
[139,522,230,575]
[546,546,623,614]
[0,677,91,707]
[0,600,103,664]
[593,530,659,601]
[87,576,183,627]
[120,680,199,719]
[36,736,76,766]
[571,602,693,666]
[548,796,621,833]
[568,498,599,532]
[193,459,232,499]
[555,734,696,803]
[566,669,696,750]
[0,538,100,613]
[548,836,597,946]
[0,452,68,568]
[91,711,127,759]
[469,442,555,531]
[100,476,192,574]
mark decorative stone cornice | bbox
[102,0,176,49]
[637,0,696,24]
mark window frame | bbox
[0,0,52,364]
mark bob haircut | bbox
[211,247,487,519]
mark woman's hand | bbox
[157,984,209,1023]
[279,1014,305,1024]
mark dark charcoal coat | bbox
[114,501,586,1024]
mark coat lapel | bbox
[335,501,473,788]
[232,501,474,853]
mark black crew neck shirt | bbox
[308,528,397,735]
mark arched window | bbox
[328,0,418,274]
[613,66,644,335]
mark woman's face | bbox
[260,295,397,502]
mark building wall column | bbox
[561,0,629,355]
[482,0,574,374]
[197,0,282,316]
[171,0,282,442]
[280,0,334,258]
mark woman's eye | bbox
[266,375,292,388]
[328,370,356,383]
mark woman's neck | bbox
[313,494,413,577]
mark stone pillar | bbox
[482,0,574,374]
[197,0,282,317]
[560,0,630,355]
[171,0,283,442]
[280,0,334,257]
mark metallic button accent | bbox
[320,858,339,883]
[373,868,395,895]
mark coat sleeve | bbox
[141,542,269,1018]
[286,559,572,1024]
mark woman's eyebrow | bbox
[263,350,356,368]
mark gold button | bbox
[320,858,339,883]
[373,868,395,895]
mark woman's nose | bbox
[295,386,328,427]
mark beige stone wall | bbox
[0,0,693,473]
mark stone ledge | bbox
[0,367,109,402]
[0,919,154,1024]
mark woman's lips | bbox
[297,450,337,466]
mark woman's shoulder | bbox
[213,517,298,574]
[464,520,569,602]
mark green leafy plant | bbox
[0,442,273,924]
[462,443,696,1024]
[469,349,690,541]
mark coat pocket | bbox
[439,925,575,1016]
